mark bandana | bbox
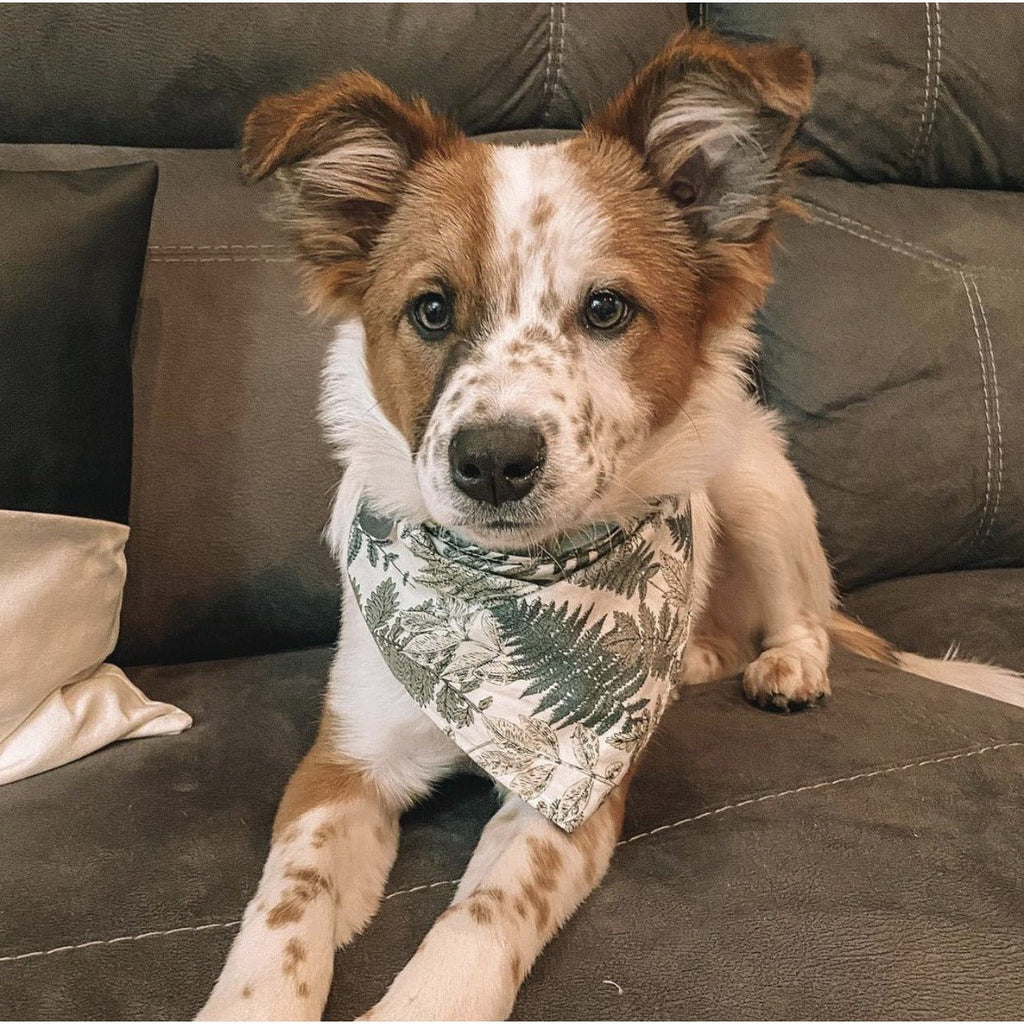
[345,497,693,832]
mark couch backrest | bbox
[0,3,688,145]
[705,3,1024,189]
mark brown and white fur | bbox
[198,32,1022,1021]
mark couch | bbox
[1,3,1022,1019]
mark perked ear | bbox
[241,72,460,310]
[587,31,813,243]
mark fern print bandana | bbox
[345,497,694,832]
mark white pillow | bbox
[0,509,190,785]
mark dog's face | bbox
[243,34,812,549]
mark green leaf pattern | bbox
[346,498,692,832]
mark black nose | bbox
[449,422,547,505]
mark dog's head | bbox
[243,32,812,550]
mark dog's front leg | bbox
[685,406,836,710]
[361,779,631,1022]
[196,737,401,1021]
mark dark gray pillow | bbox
[0,162,157,524]
[756,175,1024,591]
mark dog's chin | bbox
[452,519,556,553]
[423,494,580,553]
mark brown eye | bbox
[582,289,632,332]
[410,292,453,340]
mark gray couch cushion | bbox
[846,567,1024,672]
[758,175,1024,590]
[705,3,1024,188]
[2,583,1022,1018]
[0,3,688,147]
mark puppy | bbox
[199,31,1021,1021]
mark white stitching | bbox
[541,2,557,125]
[805,212,956,272]
[801,201,960,269]
[541,2,566,126]
[0,920,241,965]
[908,1,934,170]
[0,878,462,967]
[960,271,995,553]
[619,742,1023,846]
[147,244,288,253]
[3,742,1019,966]
[921,2,943,160]
[383,878,458,901]
[147,255,292,264]
[801,203,1021,278]
[969,274,1003,545]
[551,2,567,119]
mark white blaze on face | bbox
[417,143,650,546]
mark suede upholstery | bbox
[0,4,1022,1020]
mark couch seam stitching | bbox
[921,2,943,162]
[541,2,566,126]
[619,741,1022,846]
[959,270,995,554]
[2,741,1018,967]
[969,274,1003,546]
[907,0,934,173]
[553,2,567,119]
[803,204,1021,280]
[147,244,289,253]
[802,202,960,270]
[541,2,557,125]
[147,255,293,264]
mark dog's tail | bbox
[829,611,1024,708]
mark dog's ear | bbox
[242,72,460,310]
[587,31,813,243]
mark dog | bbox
[198,31,1021,1021]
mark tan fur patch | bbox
[361,141,496,450]
[282,937,309,999]
[509,953,523,987]
[240,72,462,316]
[310,823,336,849]
[266,866,333,929]
[272,731,376,841]
[467,898,493,925]
[266,894,305,930]
[525,837,562,891]
[563,136,706,431]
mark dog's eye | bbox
[410,292,453,340]
[582,289,632,333]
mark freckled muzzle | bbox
[448,421,547,506]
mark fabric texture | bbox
[0,3,688,147]
[704,3,1024,189]
[347,500,694,830]
[756,174,1024,590]
[0,510,190,785]
[0,162,189,785]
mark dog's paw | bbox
[742,646,830,712]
